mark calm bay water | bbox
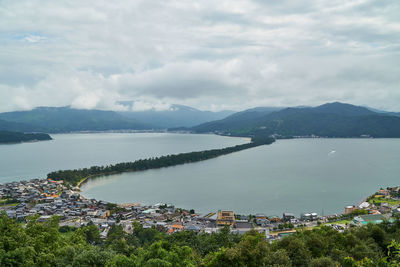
[81,138,400,216]
[2,133,399,216]
[0,133,248,183]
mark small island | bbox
[0,131,52,144]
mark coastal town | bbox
[1,178,400,241]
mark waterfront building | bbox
[217,210,235,226]
[345,205,358,214]
[282,212,295,222]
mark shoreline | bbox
[2,133,399,220]
[0,138,53,145]
[48,135,272,186]
[34,130,397,139]
[2,175,392,220]
[59,177,398,225]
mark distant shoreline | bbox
[0,131,52,145]
[48,136,275,187]
[0,139,52,145]
[49,130,397,139]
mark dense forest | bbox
[2,213,400,266]
[47,136,275,186]
[0,131,52,144]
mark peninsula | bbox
[47,135,275,186]
[0,131,52,144]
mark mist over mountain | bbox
[118,102,234,128]
[0,107,152,133]
[0,104,234,132]
[1,103,399,137]
[192,102,400,138]
[365,107,400,117]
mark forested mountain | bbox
[0,107,153,133]
[193,102,400,138]
[0,131,52,144]
[118,103,234,128]
[0,119,45,132]
[191,106,283,134]
[0,105,233,132]
[2,103,399,136]
[309,102,375,116]
[366,107,400,117]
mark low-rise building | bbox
[345,205,358,214]
[217,210,235,226]
[282,213,295,222]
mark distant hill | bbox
[2,103,399,136]
[0,107,153,133]
[193,102,400,138]
[191,106,283,133]
[0,118,45,132]
[118,103,234,128]
[0,131,52,144]
[365,107,400,117]
[309,102,375,116]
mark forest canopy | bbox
[0,131,52,144]
[2,213,400,266]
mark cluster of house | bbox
[0,178,326,240]
[0,179,113,225]
[341,187,400,226]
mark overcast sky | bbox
[0,0,399,112]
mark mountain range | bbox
[192,102,400,138]
[0,105,234,133]
[0,107,151,133]
[118,102,234,128]
[1,102,400,138]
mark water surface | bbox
[0,133,248,183]
[81,138,400,216]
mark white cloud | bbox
[24,34,46,43]
[0,0,399,112]
[126,100,173,112]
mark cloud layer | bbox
[0,0,399,112]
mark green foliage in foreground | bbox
[47,136,275,186]
[3,214,400,266]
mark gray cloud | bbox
[0,0,399,112]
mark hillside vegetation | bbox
[193,102,400,138]
[1,103,399,136]
[0,131,52,144]
[0,107,152,133]
[2,213,400,266]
